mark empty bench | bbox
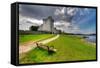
[35,42,57,54]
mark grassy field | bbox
[19,34,55,44]
[19,35,96,64]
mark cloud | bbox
[54,21,80,33]
[19,4,57,20]
[19,15,43,30]
[54,7,66,16]
[79,28,96,34]
[66,7,77,16]
[19,4,96,34]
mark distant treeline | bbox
[64,33,96,36]
[19,30,53,35]
[19,30,96,35]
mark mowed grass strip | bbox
[19,35,96,64]
[19,34,55,44]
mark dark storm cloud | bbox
[19,4,90,22]
[19,4,58,20]
[19,4,73,22]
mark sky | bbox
[19,4,96,34]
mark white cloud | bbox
[79,27,96,34]
[19,15,43,30]
[54,21,80,33]
[27,18,43,25]
[66,8,77,16]
[54,7,66,16]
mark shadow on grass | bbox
[37,47,56,56]
[19,47,56,64]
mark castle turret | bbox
[38,16,59,34]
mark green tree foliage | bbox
[30,26,39,31]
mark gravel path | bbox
[19,34,60,54]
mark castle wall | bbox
[38,16,59,34]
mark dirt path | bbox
[19,34,60,54]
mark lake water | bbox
[85,35,96,43]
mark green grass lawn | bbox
[19,35,96,64]
[19,34,55,44]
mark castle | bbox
[38,16,60,34]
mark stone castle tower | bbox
[38,16,59,33]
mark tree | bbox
[30,26,39,31]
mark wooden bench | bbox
[35,42,57,54]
